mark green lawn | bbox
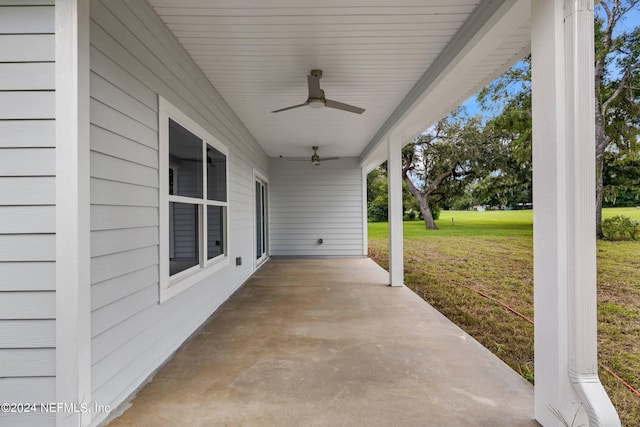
[369,207,640,239]
[367,208,640,426]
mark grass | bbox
[368,207,640,426]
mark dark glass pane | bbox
[169,202,199,275]
[169,119,202,198]
[261,185,266,254]
[207,144,227,202]
[207,206,224,260]
[256,181,262,259]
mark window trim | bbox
[253,169,269,269]
[158,96,229,303]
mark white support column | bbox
[362,167,369,256]
[387,133,404,287]
[564,1,620,425]
[532,1,620,426]
[56,1,91,426]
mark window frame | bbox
[158,96,229,303]
[253,169,269,268]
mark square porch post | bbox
[387,133,404,287]
[56,0,91,426]
[531,0,619,425]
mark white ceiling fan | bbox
[271,69,365,114]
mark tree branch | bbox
[402,169,423,200]
[425,170,454,195]
[602,63,640,114]
[595,0,621,91]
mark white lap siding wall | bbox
[88,1,268,425]
[0,3,56,427]
[269,158,365,257]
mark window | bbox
[159,97,229,302]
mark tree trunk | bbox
[402,172,439,230]
[594,102,609,238]
[419,197,438,230]
[595,153,605,238]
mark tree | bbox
[366,163,425,222]
[594,0,640,235]
[603,151,640,206]
[475,59,533,209]
[402,113,493,229]
[478,1,640,235]
[366,166,388,222]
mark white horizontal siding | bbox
[0,235,55,261]
[91,246,159,285]
[91,227,159,258]
[91,71,158,129]
[0,35,54,61]
[0,177,55,205]
[0,92,55,119]
[0,377,55,402]
[0,292,55,320]
[91,125,158,168]
[90,46,157,110]
[0,206,55,233]
[0,148,55,176]
[0,412,54,427]
[0,63,55,90]
[91,266,158,311]
[0,121,55,148]
[0,320,55,348]
[0,6,54,33]
[0,348,55,377]
[90,150,158,187]
[91,285,158,338]
[88,1,268,423]
[269,158,365,257]
[91,178,159,207]
[0,263,55,292]
[0,8,55,422]
[90,99,157,148]
[91,205,158,231]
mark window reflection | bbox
[207,206,224,260]
[207,144,227,202]
[169,202,199,275]
[169,119,203,198]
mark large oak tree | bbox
[401,114,496,229]
[594,0,640,235]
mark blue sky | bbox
[461,3,640,118]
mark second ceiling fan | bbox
[271,69,365,114]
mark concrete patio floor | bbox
[107,258,536,427]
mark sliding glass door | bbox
[255,178,268,265]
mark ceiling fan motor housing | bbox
[311,146,321,165]
[270,69,365,114]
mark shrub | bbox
[601,215,640,241]
[404,209,417,221]
[367,197,388,222]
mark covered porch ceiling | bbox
[147,0,531,163]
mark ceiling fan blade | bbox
[307,74,323,99]
[271,101,310,113]
[321,157,341,161]
[325,99,365,114]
